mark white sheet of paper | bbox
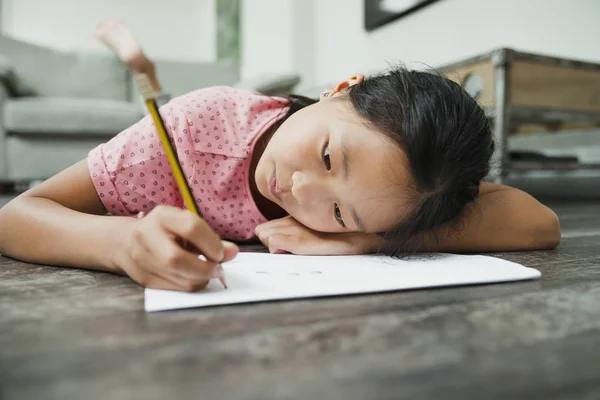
[145,252,541,312]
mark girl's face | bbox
[254,75,411,234]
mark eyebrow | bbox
[340,140,367,232]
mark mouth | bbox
[269,169,283,202]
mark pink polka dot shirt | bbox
[87,86,289,241]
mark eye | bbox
[334,203,346,228]
[322,141,331,170]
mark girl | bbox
[0,23,560,293]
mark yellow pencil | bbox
[133,74,227,289]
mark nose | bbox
[291,171,329,205]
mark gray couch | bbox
[0,35,299,182]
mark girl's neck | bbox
[249,123,287,221]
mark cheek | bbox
[270,140,312,171]
[286,206,339,233]
[371,202,409,233]
[272,121,320,161]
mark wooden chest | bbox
[437,48,600,181]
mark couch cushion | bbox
[7,135,108,180]
[0,54,11,79]
[0,35,128,100]
[294,84,330,99]
[0,53,35,96]
[129,59,240,99]
[233,74,301,95]
[4,97,143,135]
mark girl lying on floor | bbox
[0,19,560,292]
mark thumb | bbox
[221,240,239,262]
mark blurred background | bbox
[1,0,600,199]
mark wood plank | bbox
[511,60,600,112]
[2,278,600,400]
[442,61,495,109]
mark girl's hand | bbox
[254,216,382,255]
[115,205,239,292]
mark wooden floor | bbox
[1,201,600,400]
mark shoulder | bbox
[165,86,289,158]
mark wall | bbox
[1,0,216,62]
[314,0,600,85]
[240,0,315,84]
[312,0,600,161]
[240,0,294,79]
[0,1,4,33]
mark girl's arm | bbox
[0,160,235,292]
[255,183,560,254]
[417,183,561,252]
[0,160,129,272]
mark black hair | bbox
[284,66,494,256]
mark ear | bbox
[320,74,364,100]
[331,74,364,96]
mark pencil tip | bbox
[218,275,228,289]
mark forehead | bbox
[328,101,412,233]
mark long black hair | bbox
[283,66,494,256]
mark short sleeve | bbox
[87,111,189,216]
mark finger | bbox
[149,264,211,293]
[129,233,214,291]
[267,234,302,254]
[254,216,293,237]
[254,222,273,238]
[156,207,224,262]
[221,240,239,262]
[268,234,327,255]
[144,229,221,283]
[165,244,221,283]
[146,272,209,292]
[255,219,305,244]
[268,234,356,256]
[255,231,269,249]
[254,215,296,235]
[124,261,184,291]
[257,226,304,250]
